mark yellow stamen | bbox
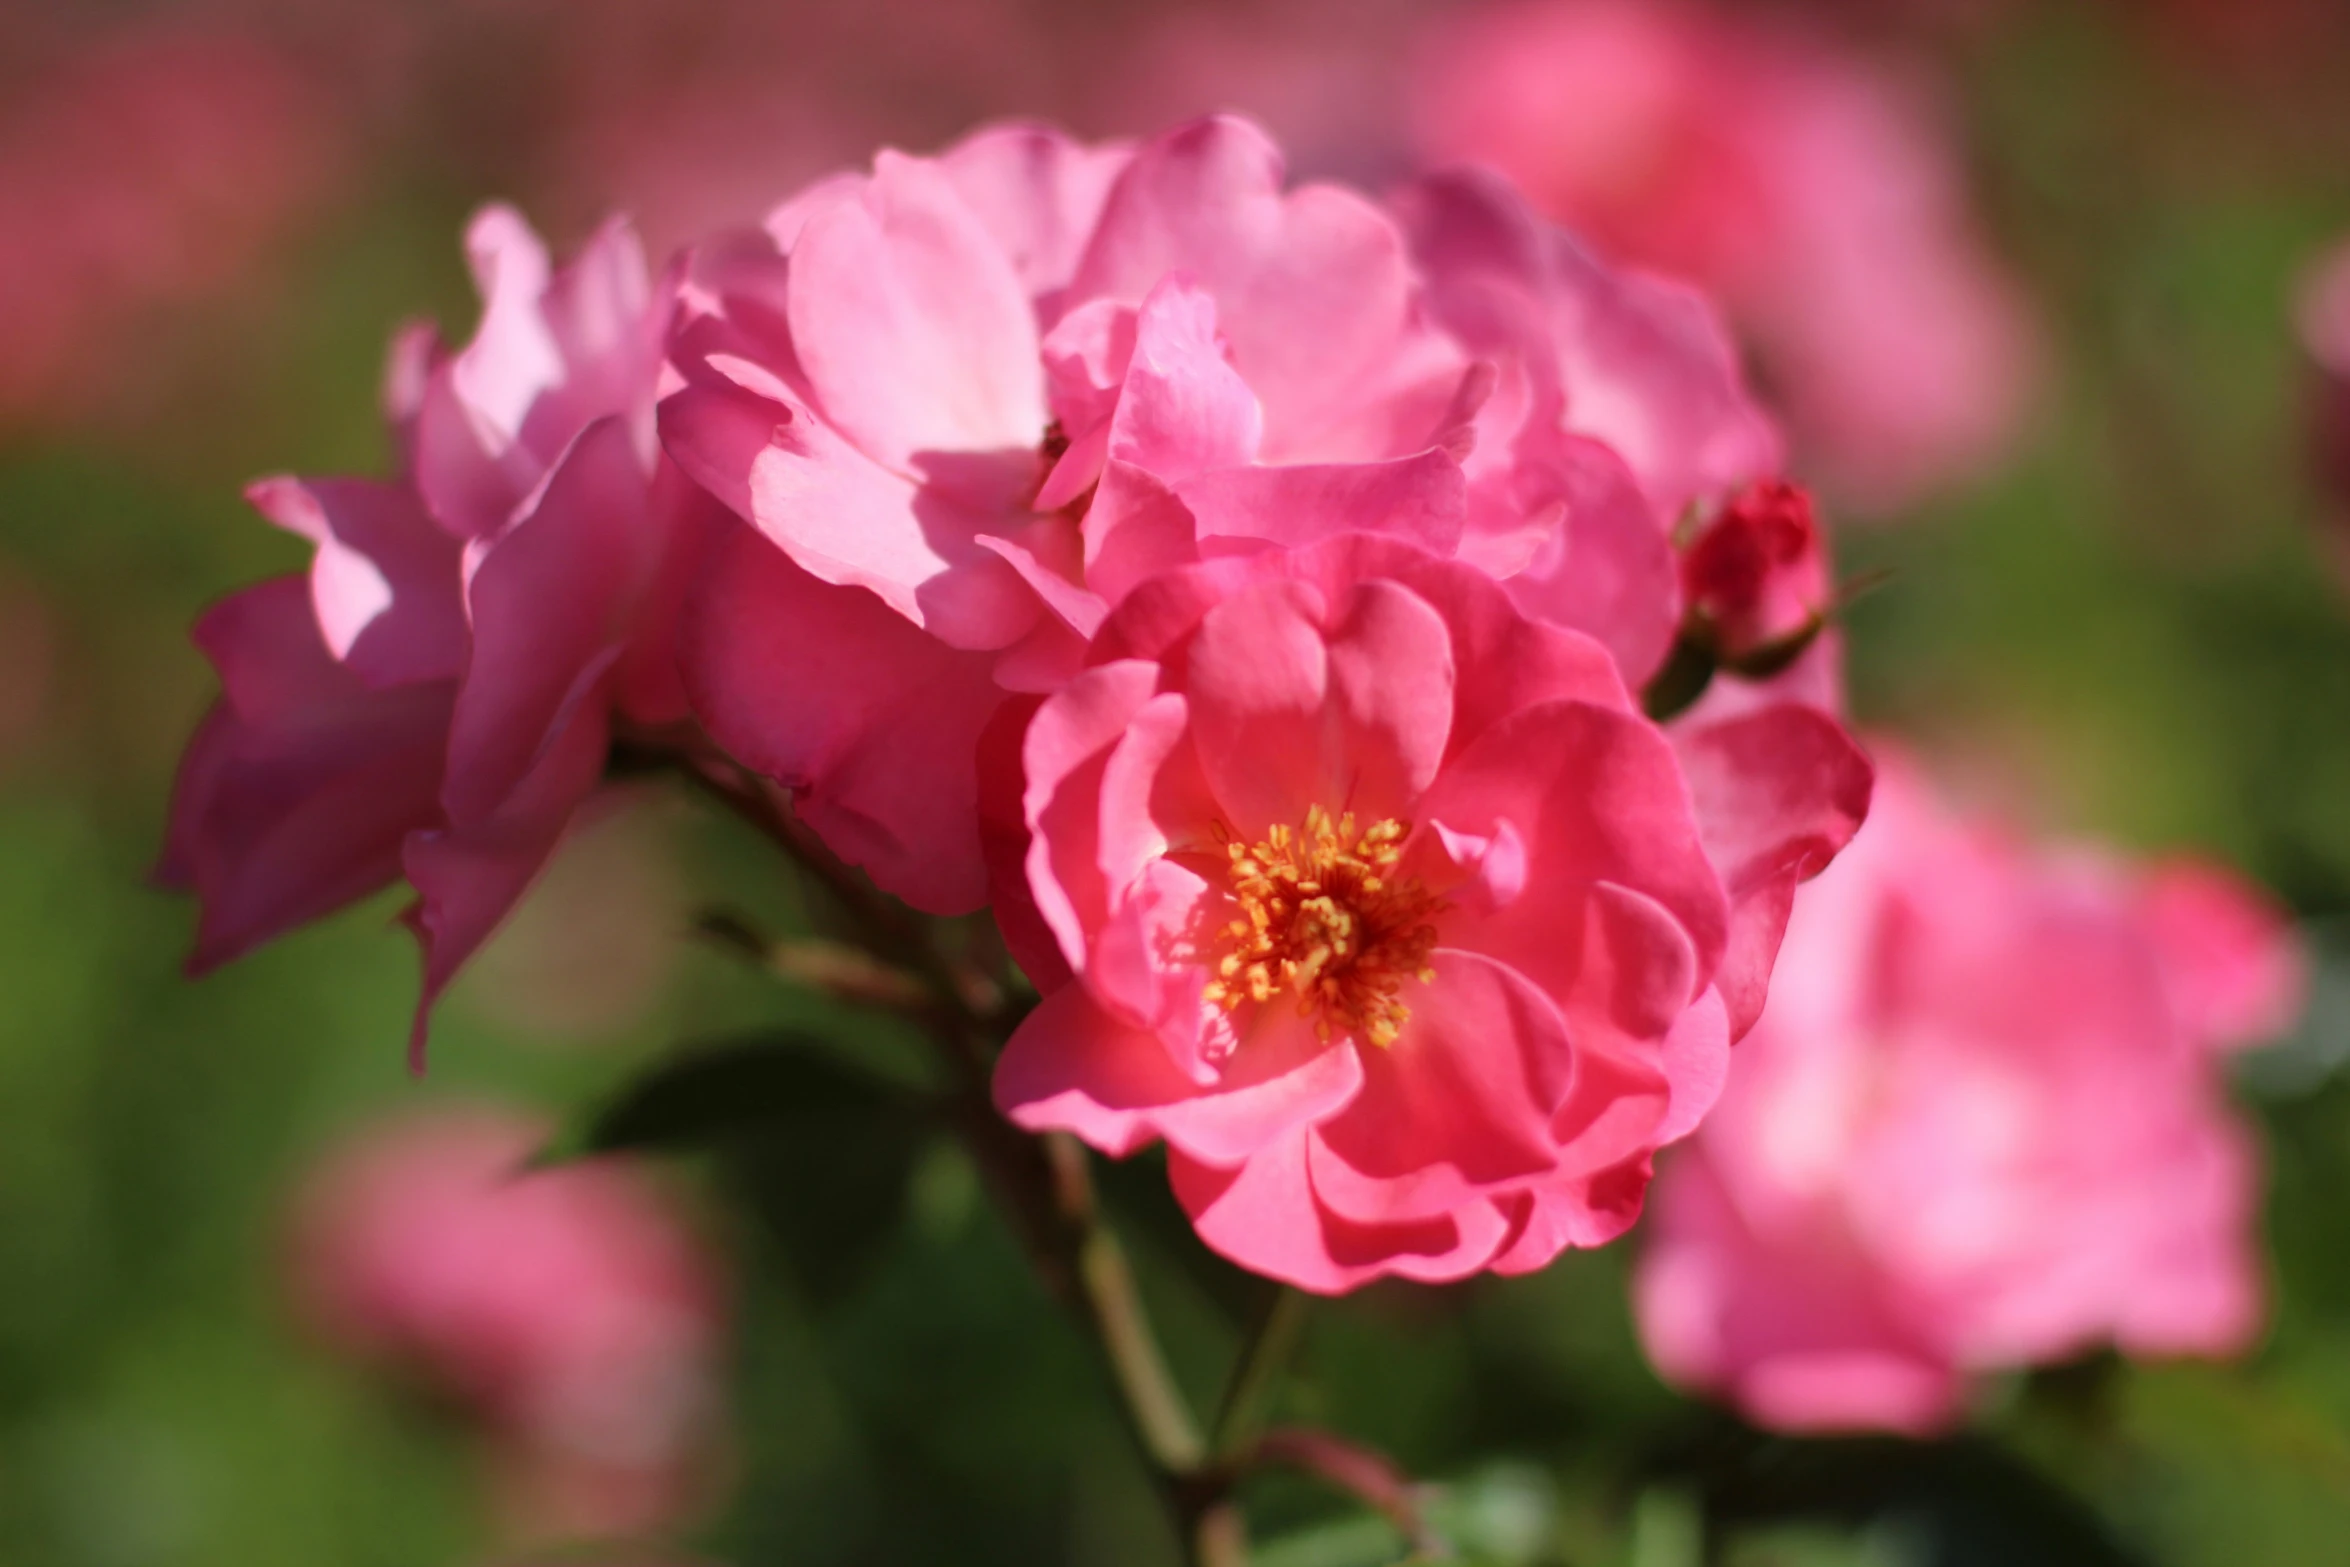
[1203,806,1445,1048]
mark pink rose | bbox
[288,1105,726,1544]
[159,208,720,1061]
[1634,756,2298,1434]
[663,115,1787,915]
[1413,0,2039,512]
[990,535,1868,1292]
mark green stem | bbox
[658,743,1215,1536]
[1211,1285,1311,1456]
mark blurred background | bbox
[5,0,2350,1562]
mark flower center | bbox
[1201,806,1446,1048]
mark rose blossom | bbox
[288,1105,727,1544]
[159,206,719,1061]
[1413,0,2039,512]
[1634,756,2300,1433]
[662,113,1803,920]
[989,535,1868,1292]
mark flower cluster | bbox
[164,115,1876,1292]
[1634,756,2302,1433]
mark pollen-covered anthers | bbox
[1202,806,1447,1048]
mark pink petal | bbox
[993,980,1363,1163]
[1104,279,1265,480]
[1068,116,1441,462]
[1176,448,1467,558]
[1022,659,1165,970]
[1182,577,1334,834]
[404,700,609,1069]
[1360,547,1635,757]
[247,476,467,688]
[1416,699,1728,1000]
[1169,1126,1515,1294]
[1321,576,1457,820]
[441,416,648,824]
[165,578,453,972]
[658,380,1040,650]
[1096,690,1220,897]
[1307,950,1574,1225]
[683,523,1002,915]
[1397,168,1781,517]
[1497,433,1681,688]
[939,124,1133,304]
[786,152,1046,472]
[975,693,1073,994]
[1672,703,1874,1039]
[413,208,659,541]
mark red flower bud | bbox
[1679,479,1832,664]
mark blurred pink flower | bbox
[1413,0,2039,512]
[990,534,1869,1292]
[289,1105,726,1545]
[0,22,345,421]
[1634,756,2299,1434]
[160,208,721,1061]
[665,115,1792,917]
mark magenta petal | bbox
[441,417,649,824]
[1417,698,1728,1000]
[1368,549,1634,757]
[1177,449,1467,558]
[1321,578,1457,821]
[248,476,467,688]
[1308,950,1571,1225]
[1182,578,1334,834]
[1022,659,1164,969]
[993,980,1207,1157]
[684,523,1002,915]
[166,578,453,972]
[787,152,1046,471]
[1672,704,1874,1039]
[1498,433,1680,688]
[403,699,609,1069]
[997,978,1365,1168]
[1169,1127,1513,1294]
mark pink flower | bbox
[288,1105,726,1545]
[1678,479,1831,665]
[990,535,1869,1292]
[159,208,719,1061]
[663,115,1788,914]
[1633,757,2299,1434]
[1413,0,2039,512]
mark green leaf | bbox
[538,1033,901,1160]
